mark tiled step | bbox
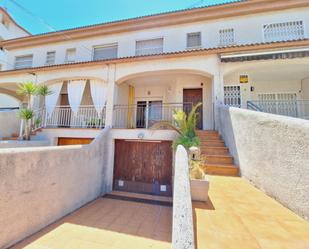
[203,155,234,165]
[200,147,229,156]
[200,140,225,147]
[203,163,239,176]
[2,137,18,140]
[198,134,221,140]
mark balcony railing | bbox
[33,105,106,129]
[247,100,309,120]
[113,103,193,129]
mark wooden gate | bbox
[113,140,173,196]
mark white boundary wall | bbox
[0,128,109,248]
[217,106,309,219]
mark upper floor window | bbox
[219,28,234,46]
[187,32,201,49]
[65,48,76,63]
[14,55,33,69]
[136,38,163,56]
[45,51,56,65]
[263,21,305,42]
[93,44,118,61]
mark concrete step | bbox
[200,140,225,147]
[203,155,234,165]
[203,163,239,176]
[200,147,229,156]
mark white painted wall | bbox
[4,7,309,70]
[0,93,19,107]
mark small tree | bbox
[16,82,52,140]
[151,103,202,149]
[18,108,34,140]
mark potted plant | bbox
[189,160,209,202]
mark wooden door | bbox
[113,140,172,196]
[183,88,203,129]
[57,137,93,146]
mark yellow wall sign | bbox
[240,75,249,84]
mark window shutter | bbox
[187,32,201,48]
[136,38,163,56]
[14,55,33,69]
[65,49,76,63]
[46,51,56,65]
[93,44,118,61]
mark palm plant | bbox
[17,82,38,108]
[36,85,53,108]
[18,108,34,140]
[151,103,202,149]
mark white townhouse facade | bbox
[1,0,309,191]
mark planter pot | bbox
[190,176,209,202]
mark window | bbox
[93,44,118,61]
[224,86,241,108]
[263,21,305,42]
[65,48,76,63]
[219,28,234,46]
[14,55,33,69]
[136,38,163,56]
[45,51,56,65]
[187,32,201,49]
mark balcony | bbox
[34,105,106,129]
[113,102,193,129]
[247,100,309,120]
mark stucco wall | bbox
[0,128,110,248]
[0,140,49,148]
[0,110,20,138]
[217,106,309,219]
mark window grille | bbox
[263,21,305,42]
[224,85,241,107]
[219,28,234,46]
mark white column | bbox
[105,64,116,128]
[213,73,224,130]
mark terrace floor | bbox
[12,198,172,249]
[11,176,309,249]
[194,176,309,249]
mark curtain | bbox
[45,82,63,117]
[67,79,86,114]
[127,85,135,128]
[90,79,107,116]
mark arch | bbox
[40,76,107,86]
[116,69,214,85]
[0,88,23,102]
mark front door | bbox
[183,88,203,129]
[113,140,173,196]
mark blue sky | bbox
[0,0,234,34]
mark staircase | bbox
[197,130,239,177]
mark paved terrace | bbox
[12,176,309,249]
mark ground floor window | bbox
[224,85,241,108]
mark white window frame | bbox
[135,37,164,56]
[92,43,118,61]
[65,48,76,63]
[45,51,56,65]
[14,54,33,69]
[186,32,202,49]
[219,28,235,47]
[262,20,306,43]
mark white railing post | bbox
[145,102,149,129]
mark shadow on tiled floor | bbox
[11,198,172,249]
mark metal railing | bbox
[33,105,106,129]
[113,102,193,129]
[247,100,309,120]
